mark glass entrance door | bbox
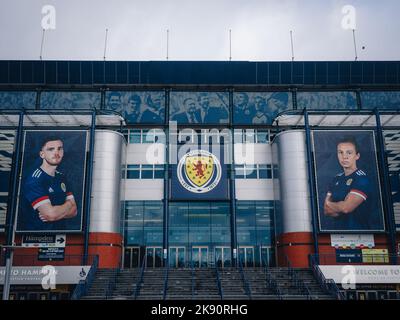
[260,246,272,267]
[239,246,255,267]
[169,247,186,268]
[215,247,231,268]
[124,247,141,268]
[192,246,208,268]
[146,247,163,268]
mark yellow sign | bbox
[185,155,214,187]
[362,249,389,263]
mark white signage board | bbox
[330,234,374,248]
[22,234,66,248]
[319,265,400,284]
[0,266,91,285]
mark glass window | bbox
[244,129,256,143]
[233,129,243,143]
[154,129,166,144]
[141,164,154,179]
[258,164,272,179]
[245,165,257,179]
[125,227,143,246]
[154,165,165,179]
[235,164,245,179]
[126,165,140,179]
[129,129,141,143]
[143,129,155,143]
[256,130,269,143]
[144,202,163,227]
[125,201,144,223]
[169,203,189,245]
[273,164,279,179]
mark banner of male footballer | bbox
[312,130,385,233]
[170,144,229,200]
[16,130,88,233]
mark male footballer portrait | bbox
[18,136,77,231]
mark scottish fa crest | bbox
[177,150,222,193]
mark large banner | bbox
[170,92,229,124]
[0,131,15,231]
[313,131,385,232]
[16,131,88,233]
[170,146,229,200]
[383,130,400,231]
[105,91,165,124]
[233,92,292,125]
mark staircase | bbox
[110,268,140,299]
[80,267,338,300]
[165,268,192,300]
[80,269,117,300]
[192,269,221,300]
[219,267,249,300]
[243,268,278,300]
[265,268,336,300]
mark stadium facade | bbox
[0,60,400,300]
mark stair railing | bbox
[214,256,224,300]
[190,259,195,300]
[105,268,120,300]
[309,254,345,300]
[71,255,99,300]
[162,258,169,300]
[285,255,312,300]
[238,258,252,300]
[133,256,146,299]
[265,266,282,300]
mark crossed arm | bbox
[324,192,364,217]
[38,198,77,222]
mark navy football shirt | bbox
[324,169,379,231]
[18,167,74,231]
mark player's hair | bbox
[183,97,196,106]
[337,136,359,154]
[40,136,63,150]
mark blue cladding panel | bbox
[0,60,399,86]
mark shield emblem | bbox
[185,155,214,187]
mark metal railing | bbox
[162,259,169,300]
[284,255,312,299]
[265,266,282,300]
[190,259,195,300]
[214,256,224,300]
[133,257,146,299]
[105,268,120,300]
[71,255,99,300]
[238,259,252,300]
[309,254,345,300]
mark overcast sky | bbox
[0,0,399,61]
